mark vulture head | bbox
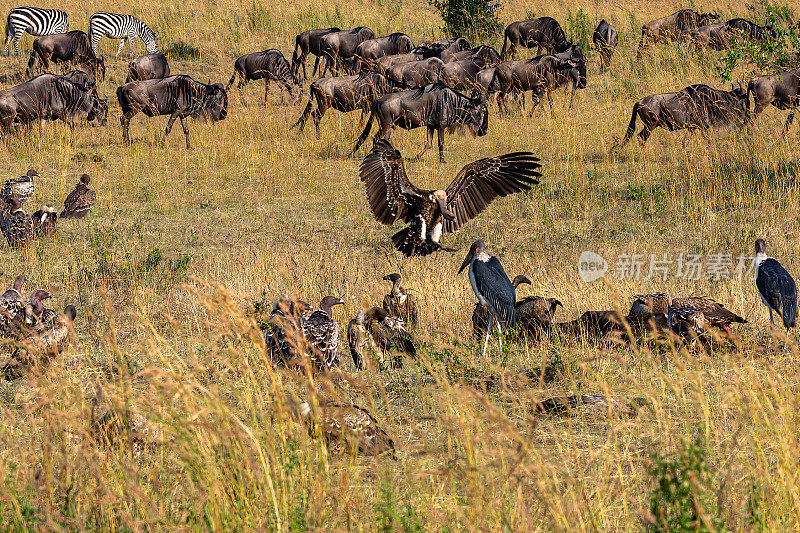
[383,273,401,284]
[511,275,532,289]
[30,289,51,316]
[430,190,455,221]
[318,296,345,317]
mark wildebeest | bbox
[445,45,501,67]
[352,83,488,163]
[619,84,749,147]
[690,18,776,51]
[637,9,719,59]
[117,75,228,148]
[494,45,586,116]
[125,52,170,83]
[26,31,105,81]
[413,37,472,59]
[316,27,376,77]
[292,72,402,136]
[441,57,490,93]
[593,20,618,73]
[748,68,800,130]
[291,27,340,81]
[0,73,107,137]
[227,49,301,105]
[500,17,569,60]
[373,51,426,75]
[353,33,414,71]
[386,57,445,88]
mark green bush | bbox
[428,0,503,41]
[647,436,726,532]
[567,9,592,53]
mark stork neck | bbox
[754,251,768,270]
[475,251,491,262]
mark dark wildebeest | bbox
[441,57,491,93]
[0,73,107,137]
[412,37,472,59]
[353,33,414,71]
[494,45,586,116]
[316,27,376,77]
[386,57,444,88]
[373,51,426,75]
[636,9,719,59]
[352,83,488,163]
[291,71,403,136]
[26,31,105,81]
[619,84,749,147]
[444,45,501,66]
[748,68,800,130]
[117,75,228,149]
[291,27,340,81]
[227,49,301,105]
[593,20,618,73]
[126,52,170,83]
[59,70,105,113]
[500,17,569,60]
[690,18,776,51]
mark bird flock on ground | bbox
[1,5,799,456]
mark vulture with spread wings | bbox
[359,140,542,257]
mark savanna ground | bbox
[0,0,799,529]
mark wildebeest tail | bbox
[226,71,237,91]
[116,85,133,116]
[25,46,39,77]
[620,101,640,147]
[500,31,509,60]
[291,37,301,76]
[352,101,376,154]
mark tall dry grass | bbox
[0,0,798,529]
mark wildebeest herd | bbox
[2,5,800,456]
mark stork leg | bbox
[495,315,504,353]
[768,307,775,351]
[482,314,493,357]
[783,326,790,355]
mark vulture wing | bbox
[63,185,96,216]
[359,140,425,225]
[443,152,541,233]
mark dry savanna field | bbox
[1,0,800,529]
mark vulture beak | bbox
[333,298,345,306]
[382,274,392,281]
[457,250,474,275]
[436,197,455,221]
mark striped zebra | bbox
[88,12,158,58]
[4,6,69,56]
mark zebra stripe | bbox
[4,7,69,55]
[88,12,158,57]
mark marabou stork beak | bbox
[457,250,474,275]
[436,197,455,221]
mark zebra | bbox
[88,12,158,58]
[4,7,69,56]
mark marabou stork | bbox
[458,241,516,357]
[359,140,541,257]
[755,239,797,352]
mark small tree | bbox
[428,0,503,41]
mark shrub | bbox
[428,0,503,41]
[567,9,592,53]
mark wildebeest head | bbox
[700,11,720,24]
[89,96,108,126]
[87,56,106,83]
[202,83,228,122]
[731,82,750,120]
[763,24,777,40]
[470,95,489,136]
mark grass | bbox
[0,0,799,529]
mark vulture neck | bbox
[392,281,404,298]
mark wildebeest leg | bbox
[535,44,542,56]
[314,100,328,139]
[784,109,796,132]
[312,55,321,78]
[528,92,542,117]
[165,112,180,144]
[547,90,555,118]
[437,126,445,163]
[180,116,191,149]
[264,79,270,105]
[638,125,652,147]
[410,126,433,162]
[120,112,135,145]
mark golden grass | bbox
[0,0,798,529]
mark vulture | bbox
[1,198,33,248]
[382,273,418,327]
[301,296,345,371]
[2,304,76,379]
[295,400,395,457]
[1,169,37,205]
[0,275,28,338]
[90,384,160,452]
[630,292,746,334]
[265,295,312,365]
[754,238,797,352]
[61,174,96,219]
[359,140,541,256]
[667,305,709,343]
[347,307,415,370]
[534,395,648,419]
[459,240,516,356]
[32,205,58,237]
[472,274,532,336]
